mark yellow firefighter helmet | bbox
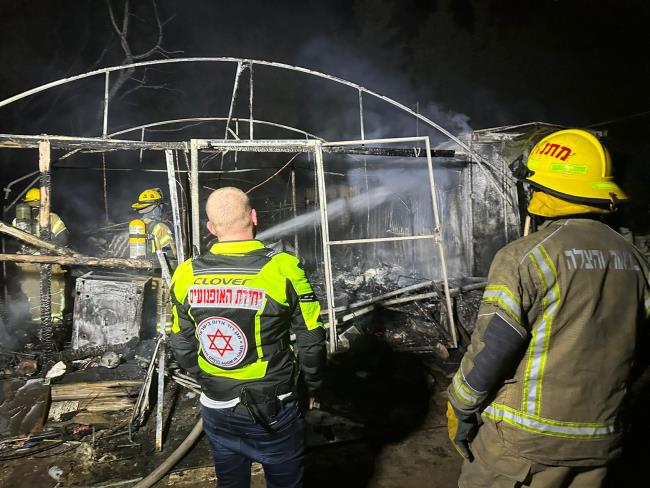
[24,187,41,203]
[525,129,628,204]
[132,188,163,210]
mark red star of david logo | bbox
[207,329,234,357]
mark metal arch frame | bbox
[0,57,512,180]
[107,117,324,141]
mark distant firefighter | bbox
[447,129,649,487]
[12,187,69,324]
[129,187,176,259]
[13,187,68,249]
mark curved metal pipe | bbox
[107,117,324,141]
[133,418,204,488]
[0,56,508,176]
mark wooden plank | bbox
[50,398,134,413]
[52,380,142,389]
[0,134,185,151]
[85,399,134,412]
[0,253,154,269]
[38,141,51,235]
[0,222,76,256]
[51,380,142,401]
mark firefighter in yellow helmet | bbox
[14,187,69,248]
[447,129,649,487]
[12,187,69,323]
[129,188,176,259]
[130,188,176,335]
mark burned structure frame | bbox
[0,57,520,369]
[0,57,529,457]
[0,132,460,355]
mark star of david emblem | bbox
[207,329,234,357]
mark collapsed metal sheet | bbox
[72,274,150,349]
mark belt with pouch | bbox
[236,385,295,431]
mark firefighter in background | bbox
[129,188,176,335]
[129,188,176,259]
[13,187,69,324]
[447,129,649,487]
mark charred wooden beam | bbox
[322,146,456,158]
[0,253,154,269]
[0,134,185,151]
[38,140,55,367]
[0,221,76,256]
[51,380,142,401]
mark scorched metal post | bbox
[424,136,458,347]
[165,150,185,263]
[190,140,200,257]
[314,142,337,353]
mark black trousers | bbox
[201,400,305,488]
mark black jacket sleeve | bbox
[284,256,326,394]
[169,260,200,375]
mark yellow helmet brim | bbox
[526,173,628,204]
[132,202,153,210]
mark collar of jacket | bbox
[538,217,606,231]
[209,239,265,255]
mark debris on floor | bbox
[0,253,487,487]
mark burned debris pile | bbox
[0,252,485,486]
[313,262,485,359]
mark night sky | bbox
[0,0,648,229]
[1,0,648,127]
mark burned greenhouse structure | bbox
[0,57,556,485]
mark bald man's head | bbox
[205,187,256,240]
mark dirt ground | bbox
[0,392,461,488]
[1,335,646,487]
[0,337,464,488]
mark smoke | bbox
[0,316,17,351]
[295,35,473,144]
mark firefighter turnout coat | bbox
[448,218,650,466]
[169,240,326,402]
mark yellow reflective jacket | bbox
[12,211,68,247]
[143,218,175,257]
[449,218,650,465]
[169,240,326,401]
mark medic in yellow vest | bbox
[128,188,176,259]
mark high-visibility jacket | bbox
[448,218,650,465]
[143,218,174,257]
[13,211,68,249]
[169,239,326,402]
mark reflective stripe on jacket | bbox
[12,211,68,247]
[143,218,174,256]
[169,239,326,402]
[448,218,650,465]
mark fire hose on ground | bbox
[132,418,204,488]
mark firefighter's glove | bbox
[446,402,477,461]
